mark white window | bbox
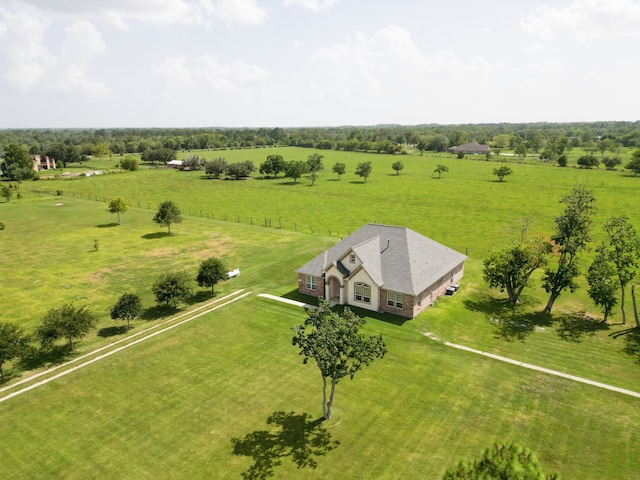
[305,275,317,290]
[387,291,403,309]
[354,283,371,304]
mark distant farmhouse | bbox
[166,160,184,169]
[296,224,467,318]
[448,142,490,155]
[30,154,56,172]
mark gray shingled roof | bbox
[296,224,467,296]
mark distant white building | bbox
[166,160,183,169]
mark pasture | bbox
[1,148,639,478]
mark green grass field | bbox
[1,148,640,478]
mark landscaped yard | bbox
[1,148,639,478]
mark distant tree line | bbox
[2,122,640,165]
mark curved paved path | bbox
[257,293,640,399]
[423,332,640,399]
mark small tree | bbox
[284,161,308,183]
[196,257,227,294]
[292,299,386,419]
[493,166,513,182]
[153,200,182,234]
[587,244,618,323]
[1,185,12,202]
[36,304,97,351]
[392,161,404,175]
[108,196,129,225]
[0,322,31,379]
[355,161,372,183]
[119,156,139,171]
[205,157,228,178]
[309,171,319,186]
[434,164,449,179]
[152,271,194,307]
[626,148,640,176]
[332,162,346,180]
[259,154,285,178]
[442,442,559,480]
[306,153,324,173]
[577,155,599,169]
[110,293,142,329]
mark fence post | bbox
[250,217,253,225]
[237,215,240,223]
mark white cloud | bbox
[153,54,269,96]
[522,0,640,41]
[16,0,269,28]
[282,0,340,13]
[0,4,108,96]
[62,19,106,62]
[307,26,496,104]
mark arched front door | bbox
[326,276,341,303]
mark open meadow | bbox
[1,148,640,478]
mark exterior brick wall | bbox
[297,273,324,298]
[379,289,416,318]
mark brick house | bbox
[30,154,57,172]
[447,142,490,155]
[296,224,467,318]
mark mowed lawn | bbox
[32,147,640,258]
[1,152,639,478]
[1,295,640,479]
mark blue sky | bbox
[1,0,639,128]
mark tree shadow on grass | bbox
[622,329,640,363]
[555,312,609,343]
[140,304,179,321]
[96,222,119,228]
[18,344,73,371]
[231,411,339,480]
[464,296,552,342]
[142,232,171,240]
[184,290,214,306]
[97,325,129,337]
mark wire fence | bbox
[24,186,483,257]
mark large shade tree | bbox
[152,271,194,308]
[0,322,31,380]
[602,215,640,325]
[36,304,97,351]
[587,244,618,323]
[2,143,34,185]
[292,299,386,419]
[483,225,551,304]
[542,186,597,313]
